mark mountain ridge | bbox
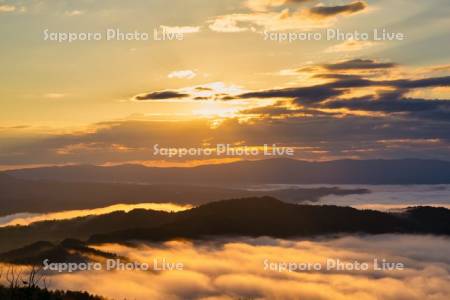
[86,196,450,244]
[5,158,450,184]
[1,197,449,265]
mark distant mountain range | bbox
[0,172,367,216]
[1,197,449,263]
[6,158,450,185]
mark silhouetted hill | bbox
[0,173,367,216]
[6,158,450,185]
[88,197,450,244]
[0,238,118,265]
[0,209,175,252]
[1,197,449,264]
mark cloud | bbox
[160,26,201,34]
[240,101,334,117]
[393,76,450,89]
[43,93,66,99]
[230,62,450,123]
[168,70,197,79]
[317,184,450,210]
[325,40,377,53]
[134,91,190,100]
[324,93,450,115]
[38,235,450,300]
[65,10,84,16]
[0,5,16,13]
[239,85,345,104]
[3,58,450,166]
[309,1,367,18]
[208,16,251,33]
[132,82,246,103]
[323,59,397,71]
[233,58,450,116]
[1,114,450,167]
[208,7,336,32]
[245,0,283,12]
[0,203,190,227]
[245,0,311,12]
[208,0,368,33]
[240,102,299,116]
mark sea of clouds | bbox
[37,234,450,300]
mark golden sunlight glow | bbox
[0,203,192,227]
[45,235,450,300]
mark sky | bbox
[1,0,450,169]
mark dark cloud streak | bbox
[323,59,397,70]
[135,91,189,100]
[309,1,367,17]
